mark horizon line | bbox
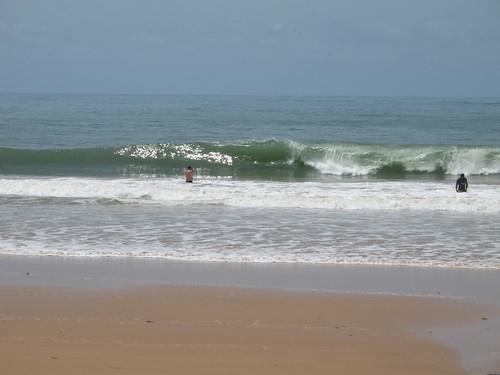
[1,91,500,100]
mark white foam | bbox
[2,182,500,268]
[1,176,500,212]
[295,143,500,176]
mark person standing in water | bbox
[185,165,195,183]
[455,173,468,192]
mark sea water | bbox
[1,94,500,268]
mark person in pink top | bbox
[184,165,194,183]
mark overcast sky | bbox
[1,0,500,96]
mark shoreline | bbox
[2,255,500,302]
[1,255,500,374]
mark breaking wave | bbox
[1,140,500,178]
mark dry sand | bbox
[0,285,494,375]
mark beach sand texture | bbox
[0,285,491,375]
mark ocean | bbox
[1,94,500,268]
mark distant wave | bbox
[2,140,500,178]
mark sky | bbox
[1,0,500,96]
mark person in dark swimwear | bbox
[185,165,194,183]
[455,173,468,192]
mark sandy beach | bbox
[1,257,499,375]
[0,286,481,375]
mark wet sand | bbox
[1,255,500,374]
[2,255,500,303]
